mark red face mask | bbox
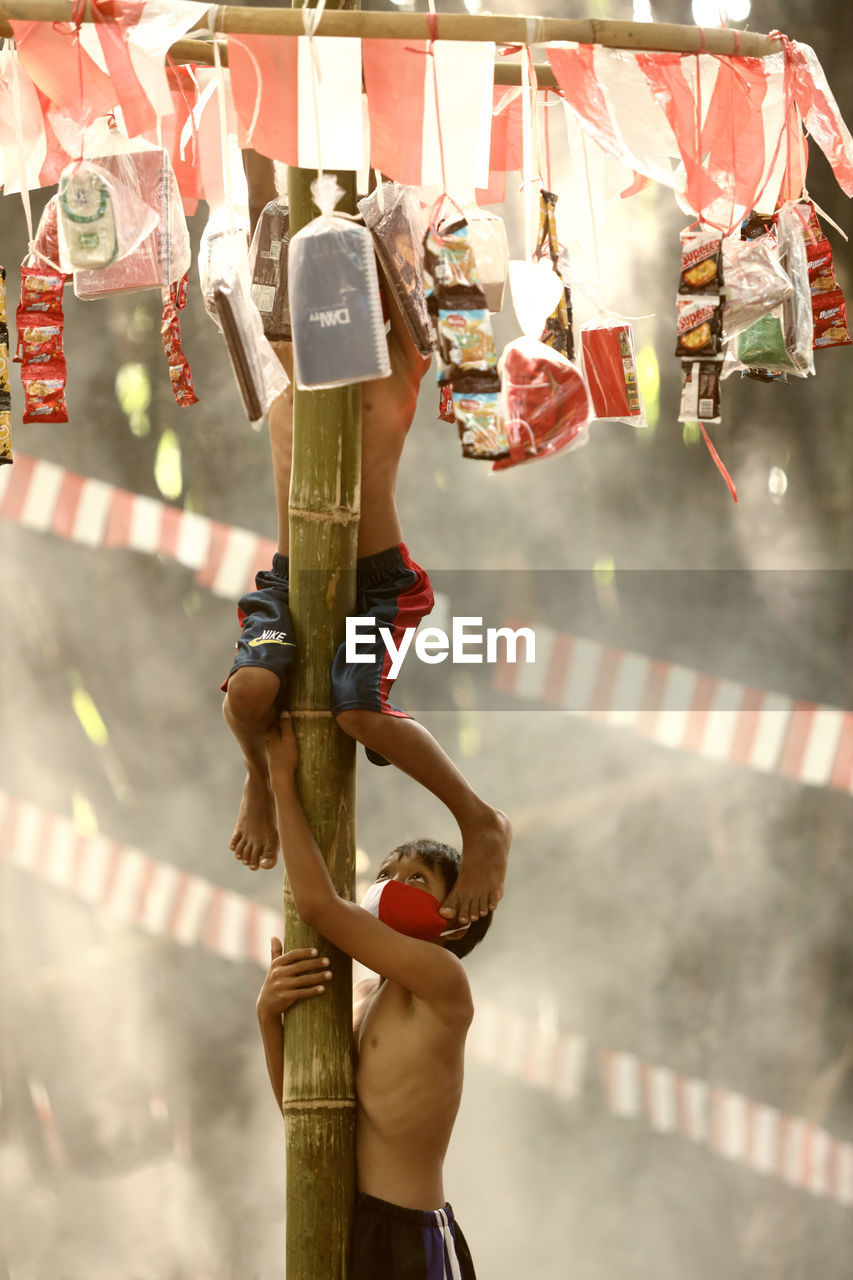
[360,878,451,941]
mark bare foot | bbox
[230,770,279,870]
[439,807,511,925]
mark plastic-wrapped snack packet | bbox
[73,142,189,299]
[735,305,794,371]
[423,209,505,460]
[359,183,434,355]
[536,190,573,360]
[675,295,723,358]
[807,240,839,295]
[721,233,793,341]
[160,274,199,407]
[579,322,645,425]
[493,336,590,470]
[200,205,251,321]
[289,175,390,390]
[679,226,723,294]
[249,198,291,341]
[0,265,10,465]
[437,383,455,423]
[813,290,852,348]
[678,359,722,424]
[15,265,68,424]
[58,163,120,269]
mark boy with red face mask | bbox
[257,713,488,1279]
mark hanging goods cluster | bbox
[0,6,851,495]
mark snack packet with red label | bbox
[807,240,839,295]
[812,289,852,348]
[438,383,455,423]
[160,274,198,407]
[20,265,65,314]
[452,387,506,460]
[16,316,64,365]
[21,360,68,423]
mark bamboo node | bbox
[290,506,361,526]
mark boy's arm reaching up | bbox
[266,715,473,1021]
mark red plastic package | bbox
[812,289,852,349]
[579,323,645,424]
[493,336,591,471]
[160,273,198,407]
[21,359,68,423]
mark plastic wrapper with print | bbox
[423,210,505,460]
[15,266,68,424]
[493,336,591,472]
[773,201,815,377]
[289,176,390,391]
[678,360,722,425]
[249,199,291,342]
[58,160,160,273]
[73,144,190,299]
[359,183,434,356]
[579,322,645,427]
[536,191,573,361]
[212,266,289,426]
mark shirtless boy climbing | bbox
[221,156,510,926]
[257,712,485,1278]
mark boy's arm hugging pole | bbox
[282,149,362,1280]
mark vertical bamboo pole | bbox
[281,63,361,1280]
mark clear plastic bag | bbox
[72,126,190,299]
[494,335,591,470]
[462,205,509,314]
[579,321,646,427]
[721,231,793,341]
[58,160,159,272]
[358,181,434,356]
[213,266,289,426]
[289,176,390,390]
[774,201,815,377]
[199,205,251,321]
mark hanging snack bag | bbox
[721,232,793,341]
[0,266,10,465]
[359,182,434,356]
[58,164,120,270]
[812,290,852,349]
[536,190,574,360]
[249,198,291,342]
[15,265,68,424]
[675,295,723,358]
[678,359,722,424]
[161,274,199,407]
[679,227,723,295]
[579,322,645,425]
[289,175,390,390]
[423,208,505,460]
[807,240,839,295]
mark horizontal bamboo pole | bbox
[0,2,783,58]
[165,36,560,86]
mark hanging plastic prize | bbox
[289,175,390,390]
[58,164,118,269]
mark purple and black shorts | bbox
[351,1193,477,1280]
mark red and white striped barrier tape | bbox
[4,456,852,798]
[495,628,853,796]
[3,786,852,1208]
[0,454,276,601]
[0,789,280,969]
[600,1049,853,1206]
